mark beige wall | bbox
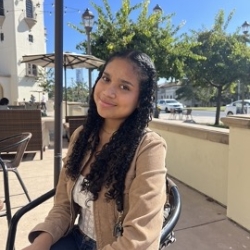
[149,120,229,206]
[149,116,250,231]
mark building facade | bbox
[0,0,46,104]
[158,81,180,100]
[158,81,194,106]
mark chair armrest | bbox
[6,188,56,250]
[159,178,182,249]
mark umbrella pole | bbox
[88,69,92,102]
[64,66,67,118]
[54,0,64,187]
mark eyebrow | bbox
[102,71,134,87]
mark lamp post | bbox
[241,21,250,113]
[153,4,162,118]
[82,8,94,102]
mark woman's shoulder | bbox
[142,127,166,142]
[69,125,84,142]
[137,127,167,150]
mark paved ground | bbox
[1,117,250,250]
[157,111,222,125]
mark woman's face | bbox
[94,58,140,122]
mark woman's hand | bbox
[21,232,53,250]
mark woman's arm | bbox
[22,232,53,250]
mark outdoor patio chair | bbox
[5,177,181,250]
[0,132,32,226]
[169,108,177,119]
[183,108,193,120]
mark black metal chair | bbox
[160,177,181,249]
[5,177,181,250]
[0,132,32,226]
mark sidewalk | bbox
[1,139,250,249]
[158,112,222,125]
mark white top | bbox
[73,175,96,240]
[41,94,46,102]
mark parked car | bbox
[224,99,250,115]
[157,99,184,113]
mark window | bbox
[28,34,33,42]
[0,32,3,41]
[26,0,34,18]
[26,63,37,77]
[0,0,4,16]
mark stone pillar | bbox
[221,115,250,230]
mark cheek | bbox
[93,82,101,100]
[127,93,140,110]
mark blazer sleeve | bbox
[102,131,167,250]
[28,126,83,244]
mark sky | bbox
[42,0,250,85]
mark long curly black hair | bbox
[66,50,157,211]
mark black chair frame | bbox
[0,133,32,226]
[5,177,181,250]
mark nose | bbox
[104,84,116,98]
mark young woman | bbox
[22,50,167,250]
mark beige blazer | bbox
[29,126,167,250]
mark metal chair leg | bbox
[0,159,12,226]
[12,169,32,202]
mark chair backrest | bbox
[0,110,43,158]
[65,115,87,123]
[69,118,87,137]
[186,108,192,115]
[159,177,181,249]
[0,133,32,169]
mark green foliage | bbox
[64,80,89,102]
[70,0,199,80]
[37,68,55,98]
[184,10,250,125]
[176,79,216,106]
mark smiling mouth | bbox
[99,98,116,107]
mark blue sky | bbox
[42,0,250,84]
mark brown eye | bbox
[102,76,109,82]
[120,85,130,91]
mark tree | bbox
[184,10,250,125]
[65,79,89,102]
[70,0,200,80]
[37,68,55,99]
[176,78,216,106]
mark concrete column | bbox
[221,115,250,230]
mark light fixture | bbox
[82,8,95,101]
[242,21,250,35]
[82,8,94,33]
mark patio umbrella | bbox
[21,52,105,116]
[22,52,104,69]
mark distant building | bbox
[158,81,181,100]
[157,81,193,106]
[0,0,46,104]
[76,69,84,83]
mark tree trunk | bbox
[214,87,222,126]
